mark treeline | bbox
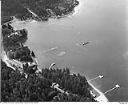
[1,60,96,102]
[1,24,96,101]
[1,60,52,102]
[1,0,96,102]
[41,68,91,97]
[2,24,33,62]
[1,0,79,22]
[2,24,28,50]
[1,0,31,23]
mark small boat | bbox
[82,42,90,46]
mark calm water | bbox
[12,0,128,102]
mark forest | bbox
[1,60,96,102]
[1,0,79,22]
[2,24,33,62]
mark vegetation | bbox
[1,61,96,102]
[2,24,33,62]
[1,0,79,22]
[1,0,96,102]
[2,24,27,49]
[1,18,96,103]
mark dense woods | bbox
[2,24,28,50]
[1,61,96,102]
[1,0,79,22]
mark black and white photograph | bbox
[1,0,128,103]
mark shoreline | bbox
[1,0,79,23]
[1,0,108,102]
[2,18,108,102]
[88,81,109,102]
[2,49,108,102]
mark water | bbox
[11,0,128,102]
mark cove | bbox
[11,0,128,102]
